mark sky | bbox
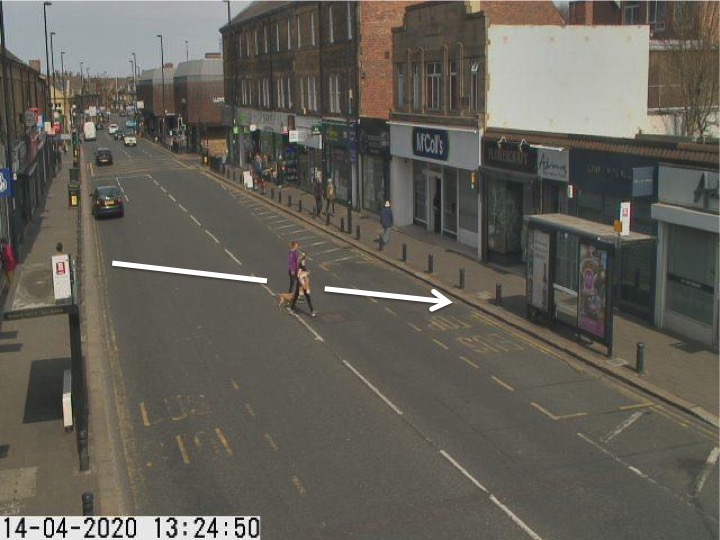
[2,0,250,78]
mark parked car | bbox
[95,148,113,166]
[96,123,104,131]
[108,124,118,135]
[114,130,125,141]
[123,135,137,147]
[91,185,124,218]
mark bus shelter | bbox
[524,214,655,357]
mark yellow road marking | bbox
[264,433,278,451]
[291,475,307,496]
[215,428,234,456]
[407,323,422,333]
[433,339,449,350]
[175,434,190,465]
[491,376,515,392]
[531,402,587,421]
[460,356,479,369]
[139,402,151,427]
[619,402,654,411]
[231,379,240,390]
[384,307,396,315]
[245,403,256,420]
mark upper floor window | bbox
[411,62,420,109]
[648,0,667,32]
[264,25,269,54]
[329,74,341,114]
[254,28,259,55]
[297,14,302,48]
[347,2,353,40]
[311,12,316,46]
[287,78,293,109]
[308,76,318,111]
[469,59,480,112]
[237,33,242,59]
[623,2,640,24]
[300,76,306,110]
[287,17,292,50]
[397,64,405,108]
[246,32,252,57]
[276,23,280,52]
[329,5,335,44]
[426,62,441,111]
[263,77,270,108]
[277,78,286,108]
[448,60,459,111]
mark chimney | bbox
[205,52,222,59]
[29,59,42,73]
[163,62,174,68]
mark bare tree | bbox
[662,1,719,139]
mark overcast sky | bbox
[3,0,250,77]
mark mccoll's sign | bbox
[412,127,449,161]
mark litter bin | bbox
[69,167,80,182]
[68,182,80,208]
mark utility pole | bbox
[43,2,52,128]
[184,40,189,61]
[131,52,138,133]
[157,34,165,143]
[223,0,235,165]
[50,31,56,125]
[60,51,67,132]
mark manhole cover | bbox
[24,269,52,299]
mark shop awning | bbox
[525,213,655,246]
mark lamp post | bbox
[184,40,189,61]
[60,51,67,132]
[156,34,165,143]
[50,31,56,122]
[42,1,52,128]
[131,51,138,133]
[223,0,235,165]
[79,61,84,128]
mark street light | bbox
[131,51,138,132]
[156,34,165,143]
[80,61,84,127]
[50,31,56,120]
[42,1,52,128]
[184,40,189,61]
[60,51,67,132]
[223,0,235,165]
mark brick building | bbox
[221,1,415,211]
[137,65,176,141]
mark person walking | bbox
[0,237,18,286]
[289,252,316,317]
[288,240,300,293]
[380,200,394,247]
[325,179,336,216]
[313,178,324,216]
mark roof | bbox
[525,214,655,244]
[476,1,564,25]
[174,59,223,80]
[138,67,176,85]
[484,128,719,168]
[221,1,291,32]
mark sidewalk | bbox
[212,160,719,428]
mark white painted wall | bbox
[389,157,414,226]
[487,25,649,138]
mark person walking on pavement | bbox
[289,252,316,317]
[380,200,394,247]
[313,178,324,216]
[1,237,18,286]
[325,179,336,216]
[288,240,300,293]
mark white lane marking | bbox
[288,310,324,342]
[169,194,177,203]
[601,411,646,443]
[190,215,201,226]
[314,248,342,256]
[276,224,299,230]
[342,360,402,415]
[322,255,358,265]
[255,210,273,215]
[178,204,188,213]
[440,451,542,540]
[153,179,159,186]
[292,235,316,242]
[160,186,167,193]
[460,356,479,369]
[205,230,220,243]
[440,450,488,493]
[115,178,129,202]
[691,447,720,498]
[224,249,242,266]
[261,284,274,296]
[307,241,327,247]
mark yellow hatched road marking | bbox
[459,356,479,369]
[531,402,587,421]
[175,435,191,465]
[231,379,240,391]
[384,307,396,315]
[215,428,234,456]
[619,402,654,411]
[433,339,449,350]
[264,433,278,451]
[491,376,515,392]
[139,402,151,427]
[245,403,256,420]
[292,475,307,496]
[407,323,422,333]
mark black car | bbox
[114,130,125,141]
[91,185,124,218]
[96,123,105,130]
[95,148,113,166]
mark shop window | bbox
[426,62,442,111]
[362,155,387,213]
[458,170,478,233]
[443,168,458,236]
[414,161,427,223]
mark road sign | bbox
[52,254,72,301]
[0,168,11,198]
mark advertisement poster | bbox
[578,243,608,338]
[528,230,550,311]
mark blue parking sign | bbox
[0,168,13,198]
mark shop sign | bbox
[288,130,299,143]
[631,167,654,197]
[324,121,354,144]
[412,127,448,161]
[0,168,12,198]
[658,165,719,213]
[359,118,390,157]
[311,124,321,136]
[619,202,631,236]
[537,148,568,182]
[483,139,536,174]
[527,230,550,311]
[571,149,656,198]
[578,242,609,340]
[212,97,225,103]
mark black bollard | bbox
[347,205,352,234]
[459,268,465,290]
[326,212,331,226]
[636,342,645,374]
[271,188,275,199]
[278,191,282,204]
[402,243,407,262]
[428,254,434,274]
[495,283,503,305]
[288,195,292,208]
[298,199,302,212]
[379,233,384,251]
[341,217,345,233]
[356,225,360,241]
[82,492,94,516]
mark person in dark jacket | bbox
[313,178,324,216]
[380,200,394,247]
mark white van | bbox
[108,123,118,135]
[83,121,96,142]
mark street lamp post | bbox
[80,61,84,128]
[42,1,52,128]
[131,51,138,133]
[156,34,165,143]
[60,51,67,132]
[223,0,236,165]
[50,31,56,123]
[184,40,189,61]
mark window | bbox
[397,64,405,108]
[277,78,285,108]
[311,12,316,46]
[329,74,341,113]
[276,22,280,52]
[448,60,458,111]
[329,5,334,44]
[246,32,251,57]
[248,78,253,105]
[411,62,420,109]
[264,78,270,108]
[256,79,261,106]
[287,17,292,50]
[308,76,318,111]
[623,2,640,24]
[297,15,302,48]
[347,2,353,40]
[470,59,480,112]
[649,0,667,32]
[254,28,258,55]
[237,33,242,59]
[300,76,306,109]
[426,62,441,110]
[287,78,293,108]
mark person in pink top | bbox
[1,237,18,285]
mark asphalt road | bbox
[85,126,719,540]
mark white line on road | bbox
[205,230,220,243]
[169,195,177,203]
[307,241,327,247]
[691,447,720,498]
[276,224,299,230]
[601,411,646,443]
[153,179,159,186]
[440,450,488,493]
[314,248,342,256]
[160,186,167,193]
[115,179,129,202]
[342,360,402,415]
[178,204,188,213]
[190,215,201,226]
[288,311,324,342]
[224,249,242,266]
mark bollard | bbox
[428,254,434,274]
[298,199,302,212]
[402,243,407,262]
[288,195,292,208]
[340,217,345,233]
[459,268,466,290]
[312,207,316,218]
[636,342,645,374]
[82,492,94,516]
[271,188,275,199]
[379,233,384,251]
[326,212,330,226]
[356,225,360,241]
[278,191,282,204]
[347,205,352,234]
[495,283,503,305]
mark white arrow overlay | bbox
[112,261,267,284]
[324,286,452,312]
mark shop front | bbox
[323,120,357,206]
[570,149,658,320]
[293,116,323,194]
[652,165,719,347]
[359,118,391,214]
[389,122,480,249]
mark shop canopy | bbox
[525,213,655,247]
